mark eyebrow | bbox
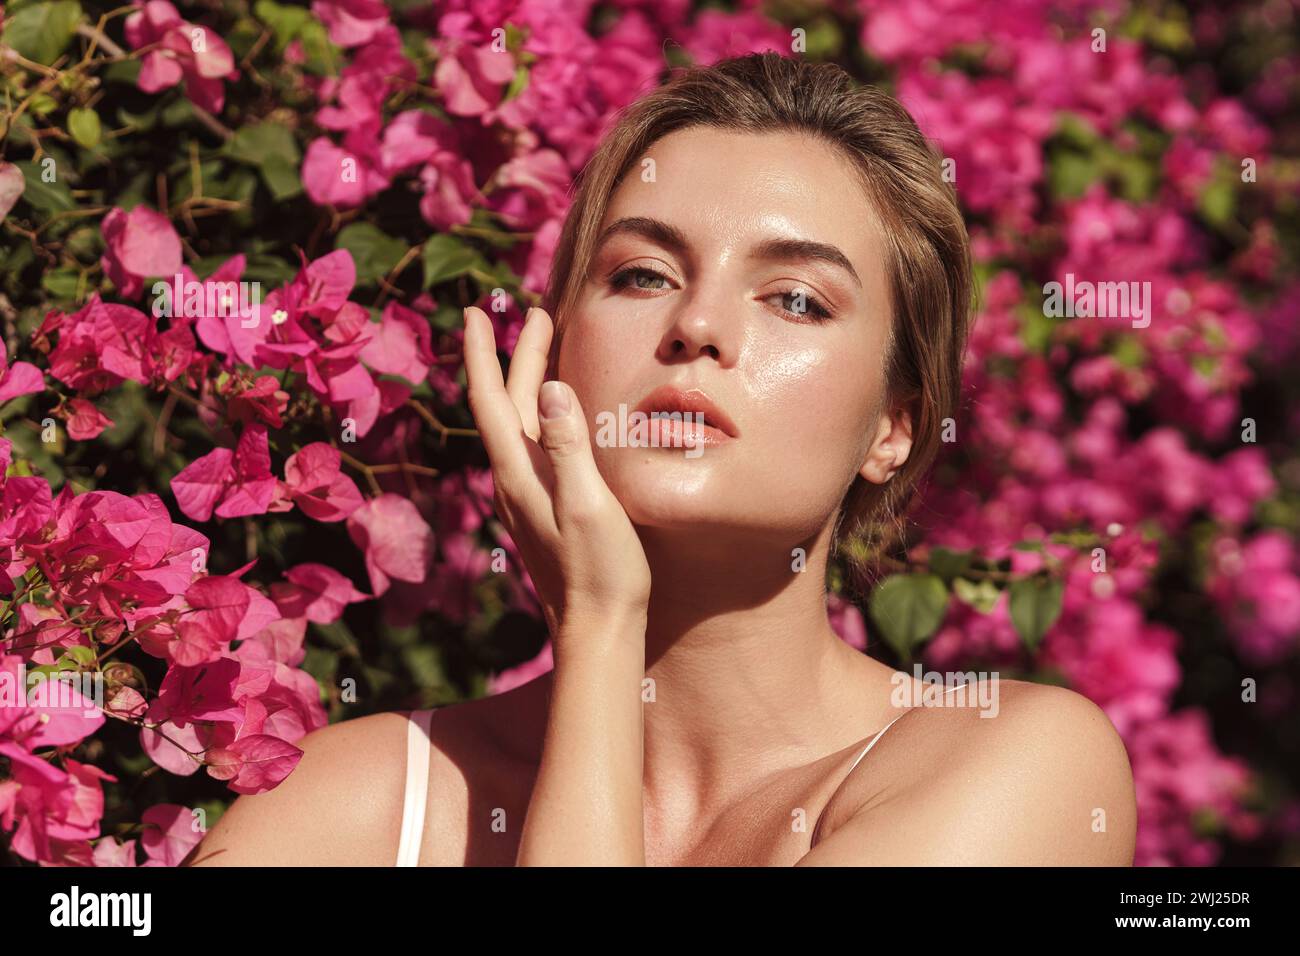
[595,216,862,288]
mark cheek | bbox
[742,335,882,475]
[555,310,640,410]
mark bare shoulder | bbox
[186,709,415,866]
[801,678,1137,866]
[187,676,549,867]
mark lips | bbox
[633,384,739,444]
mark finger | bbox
[536,379,612,522]
[462,306,534,485]
[505,306,554,440]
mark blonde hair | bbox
[542,52,974,582]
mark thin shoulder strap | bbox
[395,708,436,867]
[845,683,968,775]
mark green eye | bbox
[611,267,669,292]
[773,288,832,320]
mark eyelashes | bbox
[609,266,670,294]
[607,266,834,321]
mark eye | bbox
[766,287,833,321]
[609,266,672,293]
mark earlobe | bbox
[857,408,914,485]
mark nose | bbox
[655,282,739,366]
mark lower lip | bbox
[631,414,735,448]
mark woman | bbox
[189,52,1136,866]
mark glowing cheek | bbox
[743,344,880,456]
[744,345,823,404]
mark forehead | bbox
[602,126,887,270]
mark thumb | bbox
[537,380,609,517]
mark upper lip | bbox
[633,384,739,438]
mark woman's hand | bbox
[462,305,651,634]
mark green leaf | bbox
[57,645,97,669]
[421,233,484,289]
[116,100,163,134]
[40,267,81,300]
[259,154,303,201]
[1049,150,1101,199]
[952,577,1002,614]
[241,254,299,286]
[311,619,359,653]
[4,1,83,66]
[103,59,142,85]
[1198,178,1234,228]
[67,107,101,148]
[927,546,972,584]
[867,573,950,660]
[14,160,74,214]
[1008,576,1064,651]
[254,0,311,49]
[29,94,59,117]
[226,122,302,168]
[336,223,408,285]
[502,64,529,103]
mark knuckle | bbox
[539,424,583,457]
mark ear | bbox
[858,405,913,485]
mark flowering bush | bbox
[1,0,1297,867]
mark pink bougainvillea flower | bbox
[170,446,235,522]
[138,718,207,777]
[379,110,449,174]
[92,836,139,867]
[149,656,243,728]
[171,575,280,665]
[0,340,43,404]
[433,38,517,117]
[170,425,276,522]
[139,803,204,867]
[489,641,553,695]
[0,654,105,751]
[282,443,364,522]
[0,161,25,221]
[346,493,434,596]
[124,0,239,113]
[417,151,482,231]
[205,733,303,794]
[60,398,113,440]
[487,148,572,230]
[827,592,868,650]
[185,254,264,358]
[302,136,382,208]
[0,753,116,864]
[311,0,389,48]
[38,296,154,393]
[223,373,290,429]
[359,301,435,385]
[377,111,484,230]
[274,563,368,624]
[99,205,183,300]
[315,70,388,130]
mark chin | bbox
[600,454,835,542]
[602,455,733,528]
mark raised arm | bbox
[463,305,651,865]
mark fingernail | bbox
[539,380,571,420]
[524,306,538,324]
[462,306,470,327]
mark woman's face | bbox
[556,126,910,542]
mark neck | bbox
[633,521,896,807]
